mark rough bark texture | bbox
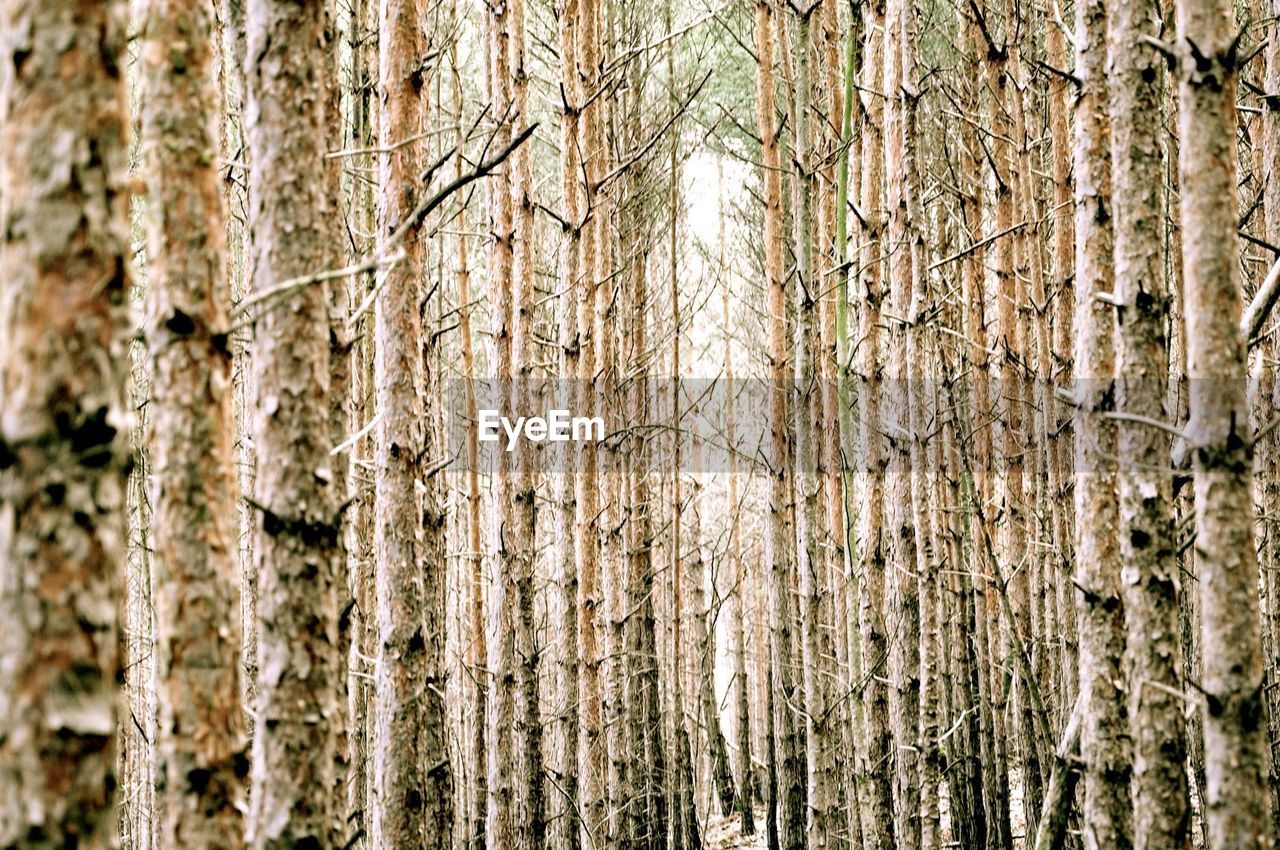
[371,0,453,845]
[1072,0,1133,845]
[1175,0,1274,847]
[140,0,247,843]
[1106,0,1190,845]
[0,0,131,846]
[242,0,346,845]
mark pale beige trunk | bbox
[483,0,519,841]
[575,0,606,839]
[724,264,756,835]
[883,0,921,839]
[508,0,544,839]
[552,0,583,846]
[789,6,839,848]
[958,15,1011,844]
[1046,14,1077,711]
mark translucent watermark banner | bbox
[430,376,1276,474]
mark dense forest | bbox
[2,0,1279,846]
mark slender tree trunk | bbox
[483,0,517,838]
[754,4,806,846]
[1260,0,1280,832]
[957,15,1012,846]
[790,5,839,848]
[553,0,583,846]
[1072,0,1133,844]
[576,0,607,838]
[0,0,131,845]
[899,3,939,843]
[853,0,897,844]
[452,25,488,849]
[140,0,246,843]
[1046,11,1077,712]
[508,0,544,840]
[723,221,757,837]
[371,0,453,844]
[343,0,377,836]
[1175,0,1274,846]
[883,0,921,840]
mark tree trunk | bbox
[754,4,806,847]
[1175,0,1274,846]
[1072,0,1133,844]
[1106,0,1191,845]
[883,0,922,840]
[789,5,839,848]
[576,0,607,839]
[553,0,583,846]
[854,0,897,844]
[371,0,454,843]
[140,0,246,843]
[0,0,131,845]
[242,0,346,845]
[724,226,757,837]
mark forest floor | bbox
[697,774,1017,849]
[704,812,766,849]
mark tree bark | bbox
[1072,0,1134,844]
[789,5,839,848]
[1175,0,1274,846]
[754,4,806,846]
[853,0,897,844]
[0,0,131,845]
[140,0,246,843]
[371,0,454,844]
[1106,0,1191,844]
[242,0,346,845]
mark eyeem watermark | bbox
[478,409,605,452]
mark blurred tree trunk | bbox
[139,0,245,844]
[0,0,131,845]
